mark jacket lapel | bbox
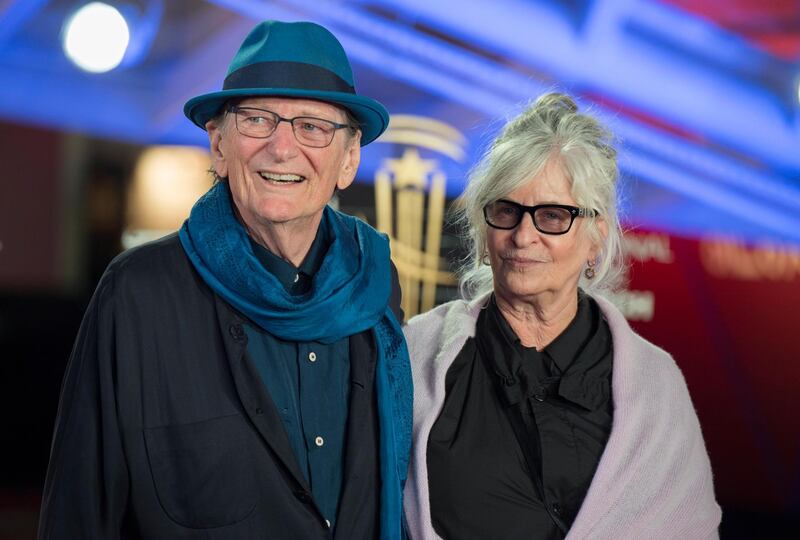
[335,330,380,538]
[214,295,311,492]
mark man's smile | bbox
[258,171,306,183]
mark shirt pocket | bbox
[144,413,258,528]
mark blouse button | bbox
[315,436,324,447]
[308,351,317,362]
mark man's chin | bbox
[254,206,323,229]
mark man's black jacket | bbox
[38,233,403,539]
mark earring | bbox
[584,260,596,280]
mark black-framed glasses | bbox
[227,105,353,148]
[483,199,598,235]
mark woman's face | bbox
[486,159,601,305]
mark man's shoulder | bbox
[88,232,216,322]
[108,233,185,272]
[103,233,196,292]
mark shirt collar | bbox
[544,291,594,374]
[249,213,331,295]
[490,292,593,374]
[486,291,611,411]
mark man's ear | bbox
[206,119,228,178]
[336,131,361,191]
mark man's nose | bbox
[264,120,299,160]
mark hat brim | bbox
[184,88,389,146]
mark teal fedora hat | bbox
[184,20,389,146]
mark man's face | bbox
[207,96,361,236]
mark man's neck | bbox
[238,209,324,267]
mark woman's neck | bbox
[493,289,579,350]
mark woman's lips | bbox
[502,256,548,267]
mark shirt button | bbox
[534,385,547,401]
[228,324,245,341]
[324,519,331,528]
[551,502,561,516]
[315,436,324,447]
[293,273,300,283]
[308,351,317,362]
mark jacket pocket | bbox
[144,413,257,528]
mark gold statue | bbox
[374,116,465,317]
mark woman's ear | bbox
[590,216,609,260]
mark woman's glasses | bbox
[483,200,598,235]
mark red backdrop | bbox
[618,229,800,511]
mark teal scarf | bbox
[179,182,411,539]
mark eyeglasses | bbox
[227,105,353,148]
[483,199,598,235]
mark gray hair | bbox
[457,92,625,299]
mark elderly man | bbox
[39,20,410,540]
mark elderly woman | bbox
[403,93,721,539]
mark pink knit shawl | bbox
[403,294,721,539]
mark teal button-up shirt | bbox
[244,216,350,529]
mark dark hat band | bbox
[223,61,355,94]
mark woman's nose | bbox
[511,212,540,247]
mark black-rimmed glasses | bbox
[227,105,353,148]
[483,199,598,235]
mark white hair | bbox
[457,92,625,299]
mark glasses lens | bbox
[235,109,278,138]
[485,201,522,229]
[534,206,573,233]
[292,117,337,147]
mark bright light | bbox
[63,2,130,73]
[122,146,213,249]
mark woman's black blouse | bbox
[427,293,613,540]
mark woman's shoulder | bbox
[593,294,686,383]
[405,299,467,341]
[593,294,666,349]
[403,297,484,359]
[406,299,463,325]
[405,295,487,334]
